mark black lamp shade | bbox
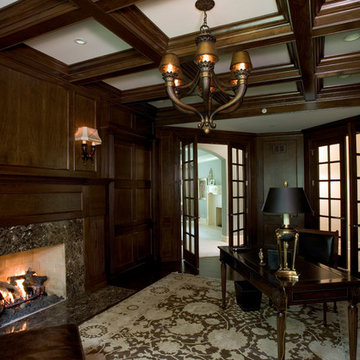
[262,187,313,214]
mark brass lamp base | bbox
[275,226,299,281]
[275,268,299,281]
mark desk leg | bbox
[221,261,227,309]
[348,303,358,360]
[277,310,286,360]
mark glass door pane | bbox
[181,140,199,270]
[316,141,346,267]
[229,146,247,247]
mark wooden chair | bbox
[297,228,339,326]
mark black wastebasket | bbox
[234,280,262,311]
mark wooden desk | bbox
[219,246,360,360]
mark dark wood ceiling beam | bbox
[314,0,360,27]
[155,92,303,125]
[316,52,360,78]
[120,84,166,104]
[217,64,300,86]
[0,0,152,51]
[288,0,316,100]
[312,0,360,37]
[118,65,301,104]
[167,15,294,59]
[155,90,360,127]
[69,0,167,63]
[1,44,68,77]
[66,49,154,84]
[0,0,78,50]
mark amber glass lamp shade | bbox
[194,39,218,64]
[159,53,181,74]
[230,51,252,72]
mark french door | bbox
[181,140,199,269]
[350,124,360,276]
[311,137,347,268]
[228,144,247,247]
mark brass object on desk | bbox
[275,227,299,280]
[262,181,312,281]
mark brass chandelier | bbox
[159,0,252,134]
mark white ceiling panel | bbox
[245,82,298,97]
[324,73,360,87]
[137,0,279,38]
[0,0,19,9]
[324,30,360,57]
[25,19,132,65]
[104,69,163,90]
[173,107,360,133]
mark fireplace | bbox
[0,244,66,298]
[0,219,84,327]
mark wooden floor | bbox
[111,256,243,292]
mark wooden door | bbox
[181,140,199,269]
[228,145,247,247]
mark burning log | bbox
[0,281,21,297]
[8,268,47,295]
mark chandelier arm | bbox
[177,71,200,93]
[173,102,199,115]
[216,99,242,114]
[165,85,204,120]
[212,74,236,95]
[209,83,246,121]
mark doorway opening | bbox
[197,144,228,258]
[180,140,247,272]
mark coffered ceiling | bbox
[1,0,360,133]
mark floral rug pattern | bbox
[80,273,348,360]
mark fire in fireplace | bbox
[0,268,63,328]
[0,268,47,313]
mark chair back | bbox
[297,228,338,268]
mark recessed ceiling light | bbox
[74,38,87,45]
[344,33,360,42]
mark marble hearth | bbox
[0,220,84,299]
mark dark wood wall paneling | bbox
[256,134,304,246]
[155,128,181,263]
[0,60,109,291]
[106,105,154,278]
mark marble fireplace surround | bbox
[0,220,84,299]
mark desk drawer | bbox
[291,287,348,303]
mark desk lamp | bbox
[262,181,312,279]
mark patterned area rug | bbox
[80,273,348,360]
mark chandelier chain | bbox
[200,11,210,33]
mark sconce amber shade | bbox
[230,51,252,72]
[159,53,181,74]
[75,126,102,145]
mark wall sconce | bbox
[74,126,102,162]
